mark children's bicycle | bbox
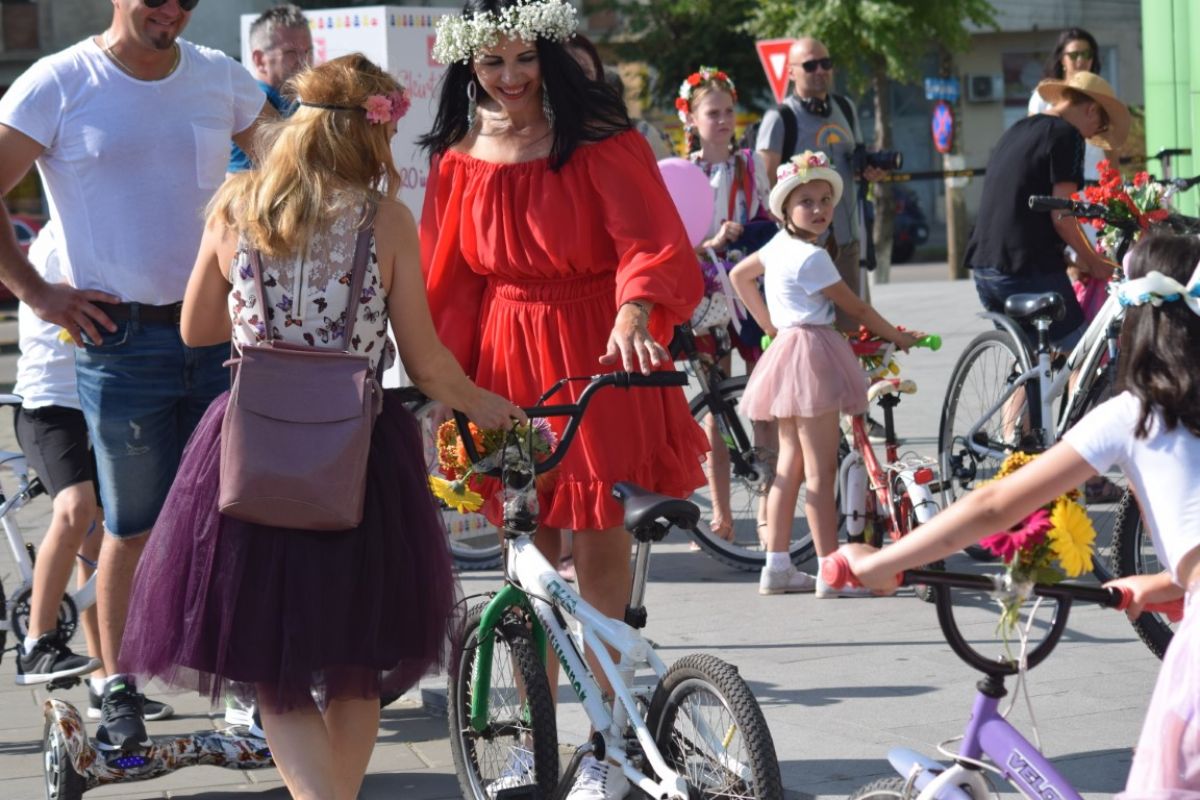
[822,553,1183,800]
[445,370,783,800]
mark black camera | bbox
[852,144,903,172]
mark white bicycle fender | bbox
[886,747,974,800]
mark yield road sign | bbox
[755,39,794,105]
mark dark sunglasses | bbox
[144,0,200,10]
[1064,49,1093,61]
[797,57,833,73]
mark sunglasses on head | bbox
[144,0,200,10]
[796,57,833,73]
[1064,49,1093,61]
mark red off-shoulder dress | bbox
[421,129,708,531]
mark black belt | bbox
[97,302,183,325]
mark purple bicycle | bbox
[822,557,1182,800]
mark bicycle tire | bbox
[847,777,912,799]
[939,329,1027,559]
[646,653,783,800]
[0,577,6,659]
[1111,492,1175,659]
[408,398,503,571]
[687,377,827,570]
[448,601,559,800]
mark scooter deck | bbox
[44,697,274,791]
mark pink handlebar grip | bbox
[821,553,862,590]
[1112,585,1185,622]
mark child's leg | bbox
[78,509,104,681]
[29,483,99,640]
[793,411,842,558]
[763,417,803,554]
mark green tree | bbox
[597,0,771,115]
[746,0,995,280]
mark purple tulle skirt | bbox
[120,389,460,713]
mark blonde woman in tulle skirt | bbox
[729,150,918,598]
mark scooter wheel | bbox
[43,718,85,800]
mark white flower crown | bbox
[432,0,579,66]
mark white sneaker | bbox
[815,573,876,599]
[567,756,630,800]
[758,566,816,595]
[488,748,535,798]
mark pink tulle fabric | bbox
[739,325,868,421]
[1116,590,1200,799]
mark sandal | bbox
[1084,476,1124,504]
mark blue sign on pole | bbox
[924,77,961,104]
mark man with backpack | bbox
[755,37,882,331]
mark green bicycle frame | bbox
[469,583,548,733]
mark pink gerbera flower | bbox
[978,508,1052,561]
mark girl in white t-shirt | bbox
[729,151,918,596]
[842,233,1200,797]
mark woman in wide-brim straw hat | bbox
[1035,70,1130,151]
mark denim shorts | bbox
[75,319,228,537]
[972,266,1085,351]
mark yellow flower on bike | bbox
[1047,497,1096,578]
[429,476,484,514]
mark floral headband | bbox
[432,0,578,66]
[299,88,411,124]
[777,150,831,181]
[675,65,736,124]
[1115,262,1200,316]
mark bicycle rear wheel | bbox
[1111,493,1175,659]
[646,653,783,800]
[688,377,822,570]
[448,602,559,800]
[939,330,1028,560]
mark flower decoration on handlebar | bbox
[428,419,558,513]
[675,66,736,123]
[848,325,902,378]
[977,452,1097,638]
[1072,160,1170,257]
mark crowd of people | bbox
[0,2,1194,799]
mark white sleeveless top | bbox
[228,204,394,373]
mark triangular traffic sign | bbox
[755,38,794,105]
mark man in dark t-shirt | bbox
[966,72,1129,348]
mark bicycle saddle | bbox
[611,482,700,539]
[1004,292,1065,321]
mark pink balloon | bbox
[657,157,714,247]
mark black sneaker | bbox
[15,633,100,686]
[94,678,152,752]
[88,684,174,722]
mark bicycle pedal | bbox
[46,676,83,692]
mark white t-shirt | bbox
[14,223,79,410]
[0,38,265,304]
[757,231,840,328]
[1063,392,1200,584]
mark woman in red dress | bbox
[420,2,707,794]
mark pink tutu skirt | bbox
[740,324,868,421]
[1117,589,1200,799]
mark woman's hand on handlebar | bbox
[601,301,669,375]
[463,387,528,430]
[1103,572,1183,621]
[839,543,902,593]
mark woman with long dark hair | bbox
[420,3,708,797]
[1028,27,1106,180]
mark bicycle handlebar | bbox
[822,550,1184,677]
[453,370,689,477]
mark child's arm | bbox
[842,440,1098,590]
[1104,572,1185,620]
[729,253,776,337]
[822,280,919,351]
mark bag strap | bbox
[779,103,798,161]
[832,94,857,140]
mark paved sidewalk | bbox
[0,277,1160,799]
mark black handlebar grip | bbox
[1028,195,1074,211]
[621,370,690,388]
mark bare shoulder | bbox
[374,196,417,233]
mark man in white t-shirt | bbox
[0,0,269,753]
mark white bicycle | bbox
[445,371,783,800]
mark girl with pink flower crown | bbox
[729,151,917,597]
[840,232,1200,799]
[678,65,774,543]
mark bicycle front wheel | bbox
[1111,493,1176,659]
[646,653,782,800]
[688,377,817,570]
[448,602,559,800]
